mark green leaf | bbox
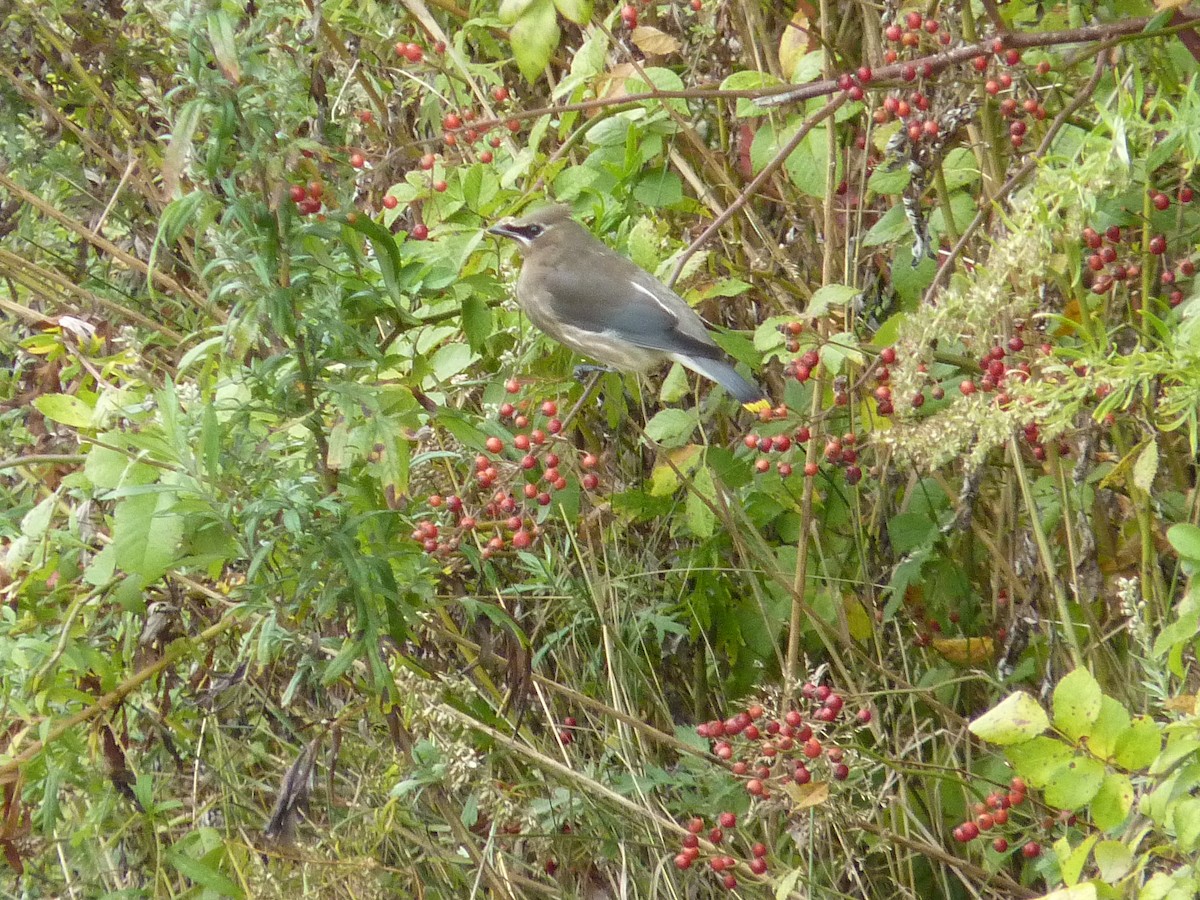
[1167,523,1200,563]
[719,70,785,118]
[645,408,699,447]
[165,845,245,899]
[1133,439,1159,493]
[342,215,417,325]
[1172,796,1200,851]
[1053,668,1103,741]
[206,10,240,83]
[633,169,683,208]
[553,0,592,25]
[1005,735,1074,787]
[969,692,1050,745]
[862,203,910,246]
[806,283,859,319]
[1058,833,1099,886]
[460,294,492,352]
[1088,695,1132,761]
[1044,757,1105,810]
[511,0,561,83]
[685,464,716,539]
[1090,772,1133,830]
[34,393,93,428]
[1113,716,1162,770]
[749,118,835,199]
[112,490,183,583]
[1093,840,1133,883]
[499,0,538,24]
[869,163,910,195]
[941,147,981,192]
[85,443,157,490]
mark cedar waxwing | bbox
[488,205,770,413]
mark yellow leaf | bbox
[630,25,681,56]
[932,636,995,666]
[781,780,830,808]
[778,2,816,81]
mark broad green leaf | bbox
[1088,695,1132,761]
[1005,735,1073,786]
[510,0,560,83]
[720,70,785,118]
[1053,668,1103,740]
[85,444,157,490]
[34,393,93,428]
[1038,887,1096,900]
[1090,772,1133,830]
[1172,796,1200,851]
[869,164,910,195]
[461,294,492,352]
[645,408,699,447]
[1057,833,1098,886]
[499,0,538,24]
[1093,840,1132,882]
[112,490,183,583]
[634,169,683,208]
[553,0,592,25]
[1044,757,1105,810]
[970,692,1050,745]
[1167,522,1200,563]
[806,283,859,319]
[862,203,910,246]
[1113,716,1163,770]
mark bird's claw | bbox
[573,364,615,381]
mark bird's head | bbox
[487,204,577,253]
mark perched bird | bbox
[488,205,769,413]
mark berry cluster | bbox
[951,777,1043,860]
[408,387,600,560]
[672,812,760,890]
[696,687,870,801]
[289,180,326,217]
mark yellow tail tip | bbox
[743,398,772,415]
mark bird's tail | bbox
[675,354,771,414]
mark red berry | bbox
[411,224,429,240]
[1022,841,1041,858]
[479,151,493,164]
[620,4,637,27]
[1149,235,1167,255]
[885,24,901,41]
[993,837,1009,853]
[382,195,398,210]
[718,812,736,829]
[289,184,307,203]
[1153,192,1170,211]
[433,179,448,193]
[443,113,462,131]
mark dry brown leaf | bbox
[1165,694,1197,714]
[631,25,681,56]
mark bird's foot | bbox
[573,364,616,381]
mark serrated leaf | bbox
[1053,668,1103,740]
[970,692,1049,745]
[511,0,560,83]
[631,25,680,56]
[34,393,93,428]
[1044,757,1105,810]
[626,216,661,271]
[552,0,592,25]
[1090,772,1133,830]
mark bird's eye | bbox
[525,224,544,237]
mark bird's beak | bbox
[487,221,518,239]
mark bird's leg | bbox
[572,363,616,380]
